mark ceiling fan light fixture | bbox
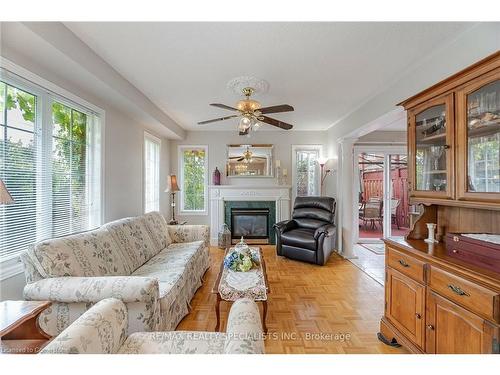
[238,116,252,132]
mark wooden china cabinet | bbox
[379,52,500,354]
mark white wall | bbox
[170,130,333,225]
[356,131,407,144]
[104,107,171,221]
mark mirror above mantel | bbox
[226,144,274,178]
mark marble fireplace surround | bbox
[209,185,292,246]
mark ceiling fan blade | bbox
[210,103,238,111]
[258,104,294,114]
[237,157,245,161]
[197,115,238,125]
[260,116,293,130]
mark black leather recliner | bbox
[274,196,337,265]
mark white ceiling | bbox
[65,22,472,131]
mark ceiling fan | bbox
[198,87,294,135]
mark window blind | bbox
[0,78,102,261]
[144,133,160,213]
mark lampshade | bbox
[164,175,180,192]
[317,157,329,166]
[238,116,252,132]
[0,179,14,204]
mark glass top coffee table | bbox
[211,246,270,333]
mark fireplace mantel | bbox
[209,185,291,245]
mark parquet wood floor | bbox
[177,246,407,354]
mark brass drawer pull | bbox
[415,313,421,319]
[448,284,470,297]
[398,259,410,268]
[426,324,434,330]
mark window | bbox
[178,145,208,214]
[292,145,321,201]
[144,133,160,213]
[0,72,102,263]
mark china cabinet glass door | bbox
[409,94,454,199]
[457,72,500,202]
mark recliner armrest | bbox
[274,220,297,234]
[314,224,336,240]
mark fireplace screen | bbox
[231,208,270,243]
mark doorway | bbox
[354,146,410,243]
[350,146,410,285]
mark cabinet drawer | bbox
[429,266,500,323]
[387,247,425,283]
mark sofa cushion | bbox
[131,241,205,311]
[118,331,226,354]
[32,228,132,277]
[131,241,203,277]
[140,211,172,252]
[280,228,317,251]
[104,217,159,271]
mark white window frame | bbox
[0,60,105,280]
[143,131,161,213]
[178,144,208,215]
[291,144,323,203]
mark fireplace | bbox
[230,208,270,244]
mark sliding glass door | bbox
[354,146,410,243]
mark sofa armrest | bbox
[274,220,297,234]
[167,225,210,248]
[23,276,159,304]
[314,224,336,240]
[224,298,264,354]
[40,298,128,354]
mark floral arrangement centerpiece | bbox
[223,237,260,272]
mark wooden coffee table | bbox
[212,247,270,333]
[0,301,52,354]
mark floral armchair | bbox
[41,298,265,354]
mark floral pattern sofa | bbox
[40,297,264,354]
[20,212,210,336]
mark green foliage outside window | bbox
[1,83,38,257]
[182,149,205,211]
[51,101,88,234]
[1,81,88,247]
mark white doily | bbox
[226,271,259,291]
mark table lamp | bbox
[0,179,14,204]
[165,175,180,225]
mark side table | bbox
[0,300,52,354]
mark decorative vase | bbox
[218,223,231,249]
[213,167,221,185]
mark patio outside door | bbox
[354,146,410,243]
